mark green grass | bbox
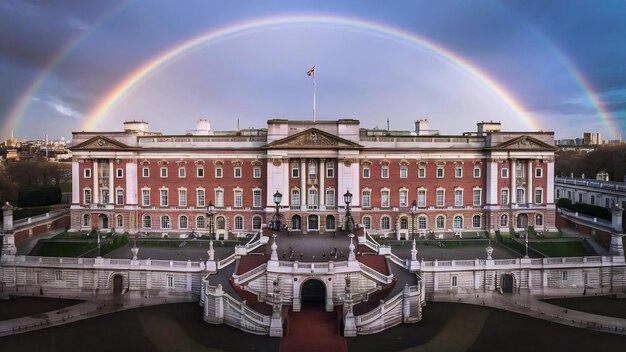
[530,240,589,257]
[53,231,92,240]
[496,232,542,258]
[13,206,52,220]
[59,182,72,193]
[380,238,490,249]
[35,241,98,257]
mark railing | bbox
[217,253,237,269]
[6,255,204,271]
[414,255,624,271]
[555,176,626,192]
[233,263,267,284]
[388,253,406,268]
[359,263,393,284]
[12,208,69,229]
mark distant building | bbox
[555,172,626,209]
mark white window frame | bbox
[84,168,91,178]
[362,189,371,208]
[418,189,426,207]
[535,188,543,204]
[418,165,426,178]
[381,189,390,208]
[196,188,205,207]
[327,162,334,178]
[197,167,204,178]
[501,188,509,205]
[215,189,224,207]
[501,168,509,178]
[535,168,543,178]
[436,215,445,229]
[454,189,463,207]
[455,166,462,178]
[178,189,187,207]
[142,188,150,207]
[381,216,391,230]
[178,167,186,178]
[116,168,123,178]
[215,167,223,178]
[160,167,168,178]
[161,215,171,229]
[400,166,408,178]
[116,188,124,205]
[473,166,480,178]
[142,214,152,228]
[453,215,463,229]
[160,189,168,207]
[253,189,262,208]
[399,189,408,207]
[473,188,481,206]
[253,166,261,178]
[436,166,444,178]
[326,189,335,207]
[291,189,300,207]
[363,167,370,178]
[362,216,372,230]
[291,161,299,178]
[83,188,92,204]
[381,165,389,178]
[142,167,149,177]
[472,214,481,228]
[234,166,242,178]
[179,215,188,229]
[234,189,243,208]
[436,189,445,207]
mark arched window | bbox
[196,215,205,229]
[83,214,91,227]
[400,217,408,229]
[143,214,151,228]
[234,215,244,230]
[292,215,301,230]
[116,215,123,228]
[362,216,372,230]
[179,216,188,229]
[216,216,226,230]
[436,215,445,229]
[252,216,262,230]
[500,214,508,227]
[472,215,481,228]
[535,214,543,226]
[453,215,463,229]
[418,215,427,229]
[308,188,318,207]
[326,215,335,230]
[160,215,171,229]
[381,216,391,230]
[291,189,300,207]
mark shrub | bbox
[18,186,61,207]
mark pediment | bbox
[70,136,130,151]
[492,135,555,151]
[264,128,362,149]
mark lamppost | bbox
[344,190,353,233]
[273,191,282,231]
[207,201,215,240]
[97,231,101,257]
[524,233,529,258]
[411,200,417,240]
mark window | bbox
[436,189,445,207]
[400,166,408,178]
[84,189,92,204]
[454,189,463,207]
[84,168,91,178]
[535,168,543,177]
[234,189,242,207]
[473,166,480,178]
[501,189,509,205]
[234,216,243,230]
[418,216,427,229]
[605,198,612,208]
[308,160,317,180]
[326,215,335,230]
[308,188,318,207]
[562,271,568,281]
[327,162,334,178]
[326,189,335,207]
[178,167,186,178]
[116,168,123,178]
[252,216,262,230]
[381,216,391,230]
[253,189,262,208]
[116,189,124,205]
[400,217,408,230]
[215,167,223,178]
[501,168,509,178]
[197,167,204,177]
[234,167,242,178]
[451,275,458,287]
[536,214,543,226]
[167,275,173,288]
[292,189,300,207]
[455,166,462,178]
[362,216,372,230]
[82,214,91,226]
[160,189,168,206]
[217,217,226,230]
[179,216,188,229]
[196,216,205,229]
[362,190,371,208]
[556,189,561,198]
[578,193,583,203]
[453,215,463,229]
[101,189,109,204]
[590,195,595,205]
[253,167,261,178]
[215,189,224,207]
[160,167,168,178]
[535,189,543,204]
[55,271,62,281]
[381,165,389,178]
[161,215,171,229]
[197,189,205,207]
[292,215,301,230]
[473,189,481,206]
[436,215,445,229]
[418,165,426,178]
[142,167,149,177]
[381,190,390,208]
[178,189,187,207]
[500,214,508,227]
[292,161,299,178]
[363,167,370,178]
[418,189,426,207]
[472,215,481,228]
[516,189,525,204]
[436,166,444,178]
[140,189,149,207]
[399,189,408,207]
[115,215,123,228]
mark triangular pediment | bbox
[70,135,130,151]
[492,135,555,151]
[264,128,362,149]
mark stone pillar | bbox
[319,159,325,210]
[610,205,624,256]
[510,159,516,205]
[527,160,533,204]
[486,160,498,205]
[546,161,555,204]
[93,160,99,204]
[72,160,80,204]
[108,160,114,204]
[2,202,17,257]
[300,159,307,210]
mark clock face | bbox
[97,139,106,146]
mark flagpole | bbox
[313,68,316,122]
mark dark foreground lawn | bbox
[0,297,83,321]
[1,301,625,352]
[542,295,626,319]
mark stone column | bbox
[300,159,307,210]
[546,161,555,204]
[319,159,325,210]
[527,160,533,204]
[486,160,498,205]
[93,160,99,204]
[2,202,17,257]
[610,205,624,256]
[72,160,80,204]
[108,160,114,205]
[510,159,516,205]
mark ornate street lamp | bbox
[344,190,353,233]
[411,200,417,240]
[273,191,282,230]
[207,201,215,240]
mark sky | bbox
[1,0,626,141]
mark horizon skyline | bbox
[1,1,626,141]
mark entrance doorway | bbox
[113,274,124,294]
[308,215,319,232]
[301,279,326,307]
[516,213,528,229]
[99,214,109,229]
[501,274,514,293]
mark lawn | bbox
[530,240,589,257]
[34,241,98,257]
[13,206,51,220]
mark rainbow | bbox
[83,15,539,131]
[1,0,134,139]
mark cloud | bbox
[46,97,81,118]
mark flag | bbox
[307,66,315,77]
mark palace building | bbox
[69,118,557,238]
